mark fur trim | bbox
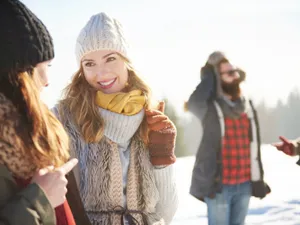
[59,108,163,225]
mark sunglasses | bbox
[220,69,240,76]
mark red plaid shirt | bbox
[222,113,251,185]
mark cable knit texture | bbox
[148,129,176,166]
[0,95,75,225]
[0,0,54,72]
[99,108,145,144]
[53,105,178,225]
[145,107,177,166]
[75,12,129,65]
[0,93,36,179]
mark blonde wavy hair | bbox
[59,54,152,144]
[0,68,70,169]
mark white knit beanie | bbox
[75,12,129,65]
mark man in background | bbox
[185,51,270,225]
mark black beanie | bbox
[0,0,54,73]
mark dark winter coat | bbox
[0,164,55,225]
[187,64,270,201]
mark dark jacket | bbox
[0,92,90,225]
[187,64,270,201]
[0,160,91,225]
[0,92,55,224]
[0,164,55,225]
[290,139,300,165]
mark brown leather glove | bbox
[145,102,177,166]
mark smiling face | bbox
[81,50,129,94]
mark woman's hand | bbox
[145,102,176,166]
[31,158,78,208]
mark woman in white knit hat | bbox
[53,12,178,225]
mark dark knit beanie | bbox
[0,0,54,73]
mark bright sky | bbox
[22,0,300,111]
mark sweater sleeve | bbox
[153,164,178,225]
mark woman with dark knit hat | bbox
[0,0,78,224]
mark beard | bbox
[221,79,241,100]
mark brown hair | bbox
[59,54,152,144]
[0,68,70,169]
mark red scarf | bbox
[14,177,76,225]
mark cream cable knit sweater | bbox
[54,106,178,224]
[99,109,178,224]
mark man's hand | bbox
[272,136,296,156]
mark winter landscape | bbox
[172,145,300,225]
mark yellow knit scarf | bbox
[95,90,146,116]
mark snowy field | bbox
[172,145,300,225]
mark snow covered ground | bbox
[171,145,300,225]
